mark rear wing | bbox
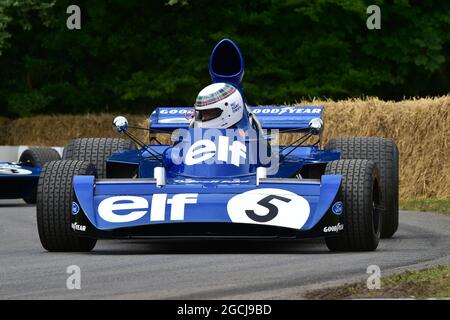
[149,106,323,131]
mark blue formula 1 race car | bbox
[36,39,399,252]
[0,148,61,204]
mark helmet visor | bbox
[195,108,223,122]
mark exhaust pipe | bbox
[209,38,245,89]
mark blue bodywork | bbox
[0,162,41,200]
[71,39,344,239]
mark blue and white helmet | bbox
[194,83,244,128]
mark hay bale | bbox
[282,96,450,200]
[0,117,12,145]
[9,114,148,146]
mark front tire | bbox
[325,159,381,252]
[37,160,97,252]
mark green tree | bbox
[0,0,448,117]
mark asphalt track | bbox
[0,199,449,299]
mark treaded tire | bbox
[325,137,399,238]
[37,160,97,252]
[62,138,135,178]
[325,159,381,252]
[19,147,61,204]
[19,147,61,167]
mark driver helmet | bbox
[193,83,244,128]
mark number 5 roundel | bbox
[227,188,310,229]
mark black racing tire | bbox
[61,142,73,160]
[19,147,61,167]
[324,159,381,252]
[37,160,97,252]
[62,138,135,178]
[19,147,61,204]
[325,137,399,239]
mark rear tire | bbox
[37,160,97,252]
[62,138,135,178]
[325,159,381,252]
[19,147,61,204]
[325,137,399,238]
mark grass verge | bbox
[305,265,450,299]
[400,199,450,216]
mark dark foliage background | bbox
[0,0,448,116]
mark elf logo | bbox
[185,136,246,167]
[97,194,198,223]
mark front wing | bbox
[71,176,344,239]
